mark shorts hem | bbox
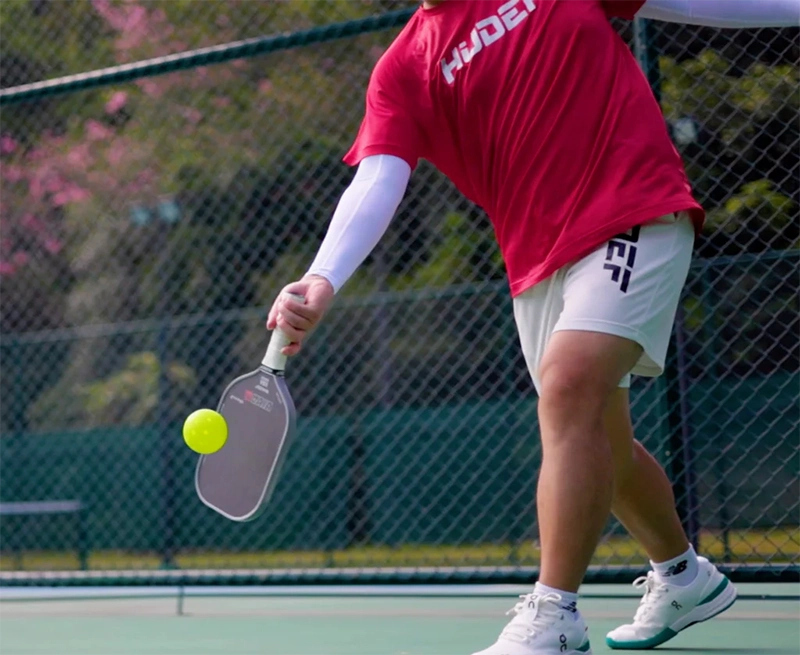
[553,318,665,378]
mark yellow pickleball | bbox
[183,409,228,454]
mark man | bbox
[267,1,799,653]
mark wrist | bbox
[303,273,336,294]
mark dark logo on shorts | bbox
[603,226,640,293]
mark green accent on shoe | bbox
[577,641,591,653]
[698,578,730,606]
[607,581,736,650]
[606,628,678,650]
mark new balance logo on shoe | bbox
[662,560,688,577]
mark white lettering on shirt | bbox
[458,27,483,63]
[499,0,532,30]
[476,16,505,47]
[441,0,536,84]
[441,47,464,83]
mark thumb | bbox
[267,280,310,331]
[280,280,312,302]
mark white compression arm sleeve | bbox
[305,154,411,293]
[638,0,799,27]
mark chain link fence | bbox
[1,0,415,78]
[0,1,797,585]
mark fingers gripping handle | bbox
[262,293,305,372]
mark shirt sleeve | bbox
[601,0,647,19]
[637,0,799,27]
[343,56,424,170]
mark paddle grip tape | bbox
[262,293,306,371]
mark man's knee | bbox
[538,331,642,407]
[536,333,642,447]
[538,360,607,419]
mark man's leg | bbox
[604,387,737,650]
[472,322,635,655]
[605,388,690,563]
[538,371,695,592]
[535,330,642,592]
[473,215,734,655]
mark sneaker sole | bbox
[567,640,593,654]
[606,577,737,650]
[471,638,592,654]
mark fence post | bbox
[700,266,732,561]
[4,343,25,568]
[633,18,661,102]
[634,18,700,549]
[156,301,175,568]
[669,307,701,550]
[133,200,180,569]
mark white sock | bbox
[651,545,699,587]
[534,582,580,614]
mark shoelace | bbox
[632,572,669,625]
[500,592,563,642]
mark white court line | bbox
[3,582,794,602]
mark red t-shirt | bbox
[344,0,704,296]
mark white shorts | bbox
[513,214,694,392]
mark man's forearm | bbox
[305,155,411,293]
[638,0,799,27]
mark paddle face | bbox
[195,367,296,522]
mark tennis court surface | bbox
[1,583,797,655]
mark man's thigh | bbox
[512,269,566,393]
[513,214,694,393]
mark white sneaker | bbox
[472,592,592,655]
[606,557,737,650]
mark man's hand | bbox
[266,275,335,356]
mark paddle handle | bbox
[262,293,305,372]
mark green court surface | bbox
[0,584,797,655]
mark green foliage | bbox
[0,0,112,77]
[391,212,502,291]
[707,180,796,234]
[2,6,797,433]
[681,295,707,333]
[660,51,798,234]
[28,352,195,432]
[661,52,797,128]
